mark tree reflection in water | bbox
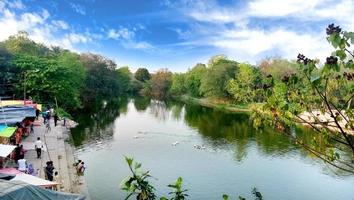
[71,98,352,176]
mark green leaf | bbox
[345,60,354,69]
[335,50,346,60]
[310,76,321,86]
[333,34,341,48]
[125,157,133,166]
[134,163,142,169]
[222,194,229,200]
[344,31,354,44]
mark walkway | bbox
[22,117,82,193]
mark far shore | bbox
[176,95,354,136]
[176,95,253,113]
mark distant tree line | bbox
[134,54,306,105]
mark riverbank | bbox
[176,95,354,136]
[176,95,255,113]
[22,117,89,198]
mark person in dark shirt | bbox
[14,144,21,161]
[35,109,40,120]
[45,161,55,181]
[54,114,59,127]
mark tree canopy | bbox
[135,68,151,82]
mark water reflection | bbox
[71,97,128,146]
[71,97,352,176]
[133,96,151,112]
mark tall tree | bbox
[200,56,238,99]
[170,73,186,95]
[12,53,85,110]
[80,53,121,105]
[4,31,50,56]
[116,66,132,93]
[258,58,299,80]
[185,63,206,97]
[0,44,18,96]
[227,63,257,103]
[149,69,173,99]
[135,68,151,82]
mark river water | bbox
[70,97,354,200]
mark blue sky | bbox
[0,0,353,72]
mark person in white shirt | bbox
[35,137,43,159]
[17,155,27,173]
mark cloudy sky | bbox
[0,0,353,71]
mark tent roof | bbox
[0,106,36,125]
[0,127,16,138]
[0,144,16,157]
[12,173,58,187]
[0,180,86,200]
[0,168,58,187]
[0,100,42,111]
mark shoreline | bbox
[175,96,354,136]
[176,95,253,113]
[22,117,89,198]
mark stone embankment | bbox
[23,117,89,198]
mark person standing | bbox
[45,161,55,181]
[35,137,43,159]
[54,113,59,127]
[35,109,40,120]
[42,111,47,124]
[14,144,21,161]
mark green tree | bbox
[55,51,86,110]
[0,44,18,96]
[149,69,173,99]
[185,63,206,97]
[4,31,49,56]
[200,56,238,99]
[258,58,299,80]
[80,53,122,105]
[12,53,85,111]
[117,66,132,93]
[227,63,257,103]
[170,73,186,95]
[135,68,151,82]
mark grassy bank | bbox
[176,95,259,113]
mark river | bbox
[70,97,354,200]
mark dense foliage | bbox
[252,24,354,173]
[0,32,132,113]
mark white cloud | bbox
[7,0,25,10]
[52,20,69,30]
[0,1,5,12]
[122,41,153,50]
[70,3,86,15]
[0,8,50,41]
[0,4,92,51]
[247,0,354,30]
[107,28,135,40]
[210,28,331,62]
[168,0,353,63]
[247,0,322,17]
[107,28,153,50]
